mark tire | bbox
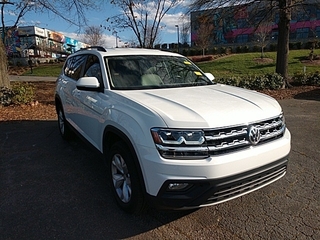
[107,141,146,214]
[57,105,72,140]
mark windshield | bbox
[105,55,213,90]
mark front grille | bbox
[205,114,285,155]
[206,164,287,205]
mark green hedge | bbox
[215,73,284,90]
[0,83,35,106]
[292,72,320,86]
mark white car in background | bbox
[55,47,291,213]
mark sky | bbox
[2,1,191,48]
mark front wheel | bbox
[107,141,146,214]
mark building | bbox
[1,26,89,60]
[191,1,320,47]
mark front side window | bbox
[83,54,104,90]
[105,55,213,90]
[64,55,86,80]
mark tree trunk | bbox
[276,0,291,88]
[0,39,10,88]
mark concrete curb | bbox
[9,75,56,82]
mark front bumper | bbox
[147,156,288,209]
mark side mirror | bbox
[204,73,215,81]
[76,77,100,91]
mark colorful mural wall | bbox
[2,26,89,58]
[191,2,320,46]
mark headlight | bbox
[151,128,209,159]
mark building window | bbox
[296,28,310,39]
[236,34,248,43]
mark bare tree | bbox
[255,21,273,59]
[181,22,190,45]
[189,0,320,88]
[0,0,99,88]
[195,16,213,56]
[108,0,181,48]
[82,26,106,46]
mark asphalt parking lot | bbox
[1,95,319,239]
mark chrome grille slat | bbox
[260,125,286,140]
[206,128,247,141]
[257,120,282,131]
[205,115,285,155]
[208,139,248,151]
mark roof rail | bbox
[79,46,107,52]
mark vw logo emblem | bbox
[248,126,261,145]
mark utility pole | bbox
[175,25,179,53]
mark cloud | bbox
[162,12,190,34]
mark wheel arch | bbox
[103,126,147,192]
[55,94,63,113]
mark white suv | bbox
[55,47,291,213]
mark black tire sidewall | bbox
[57,105,72,140]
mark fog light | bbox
[167,183,189,191]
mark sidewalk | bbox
[9,75,56,82]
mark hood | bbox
[120,84,282,128]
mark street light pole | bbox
[113,30,118,48]
[175,25,179,53]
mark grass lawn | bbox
[21,63,64,77]
[197,49,320,78]
[18,49,320,79]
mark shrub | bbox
[250,75,267,90]
[182,49,188,56]
[296,42,303,49]
[264,73,284,90]
[216,76,240,86]
[236,46,242,53]
[237,77,252,89]
[188,48,196,56]
[292,72,320,86]
[215,73,283,90]
[269,44,277,51]
[212,47,218,54]
[308,72,320,86]
[292,73,308,85]
[0,87,15,106]
[218,47,232,54]
[243,46,250,53]
[252,45,260,52]
[12,83,35,104]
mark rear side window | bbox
[64,55,86,80]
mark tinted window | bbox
[84,54,104,90]
[64,55,86,80]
